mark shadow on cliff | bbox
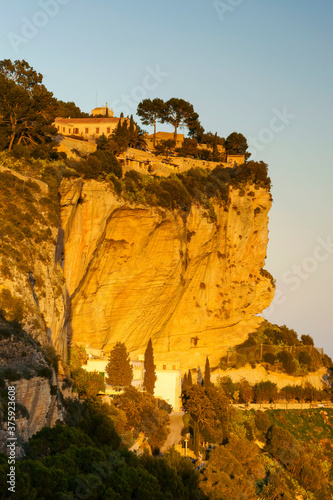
[55,225,73,362]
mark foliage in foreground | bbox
[182,384,333,499]
[0,400,199,499]
[116,387,170,453]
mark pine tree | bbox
[143,338,157,394]
[188,370,193,386]
[204,356,211,387]
[105,342,133,387]
[137,98,165,148]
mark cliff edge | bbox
[60,177,274,369]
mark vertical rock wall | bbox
[60,179,275,369]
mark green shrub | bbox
[2,368,22,381]
[42,345,60,373]
[61,377,73,390]
[298,351,312,370]
[35,365,53,379]
[74,150,122,179]
[277,351,297,375]
[109,174,122,195]
[263,352,276,364]
[255,381,278,403]
[255,411,271,433]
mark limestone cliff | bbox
[60,178,275,369]
[0,377,64,455]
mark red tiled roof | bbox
[54,117,121,124]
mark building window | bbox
[172,365,176,370]
[85,128,89,134]
[107,127,111,134]
[96,127,100,134]
[68,128,71,134]
[73,128,79,134]
[63,127,65,132]
[57,126,60,131]
[163,365,166,370]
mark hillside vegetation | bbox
[181,383,333,499]
[220,321,333,377]
[1,387,333,499]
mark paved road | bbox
[233,402,333,411]
[161,411,184,453]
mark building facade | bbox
[146,131,185,149]
[154,362,182,412]
[226,154,245,166]
[81,352,181,410]
[54,106,128,141]
[54,116,124,140]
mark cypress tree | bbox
[212,132,220,162]
[204,356,211,387]
[128,114,137,147]
[188,370,193,386]
[143,338,157,394]
[193,420,200,456]
[105,342,133,387]
[183,373,188,390]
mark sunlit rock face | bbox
[60,178,274,370]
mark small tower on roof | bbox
[91,102,114,117]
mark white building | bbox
[154,362,182,412]
[81,351,182,410]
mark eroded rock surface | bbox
[61,179,274,369]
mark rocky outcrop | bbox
[60,178,274,369]
[0,318,65,452]
[0,376,63,454]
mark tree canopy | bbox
[54,99,89,118]
[161,98,200,143]
[73,149,122,179]
[0,59,57,156]
[105,342,133,387]
[225,131,248,157]
[99,116,146,155]
[137,98,165,147]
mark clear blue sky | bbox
[1,0,332,356]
